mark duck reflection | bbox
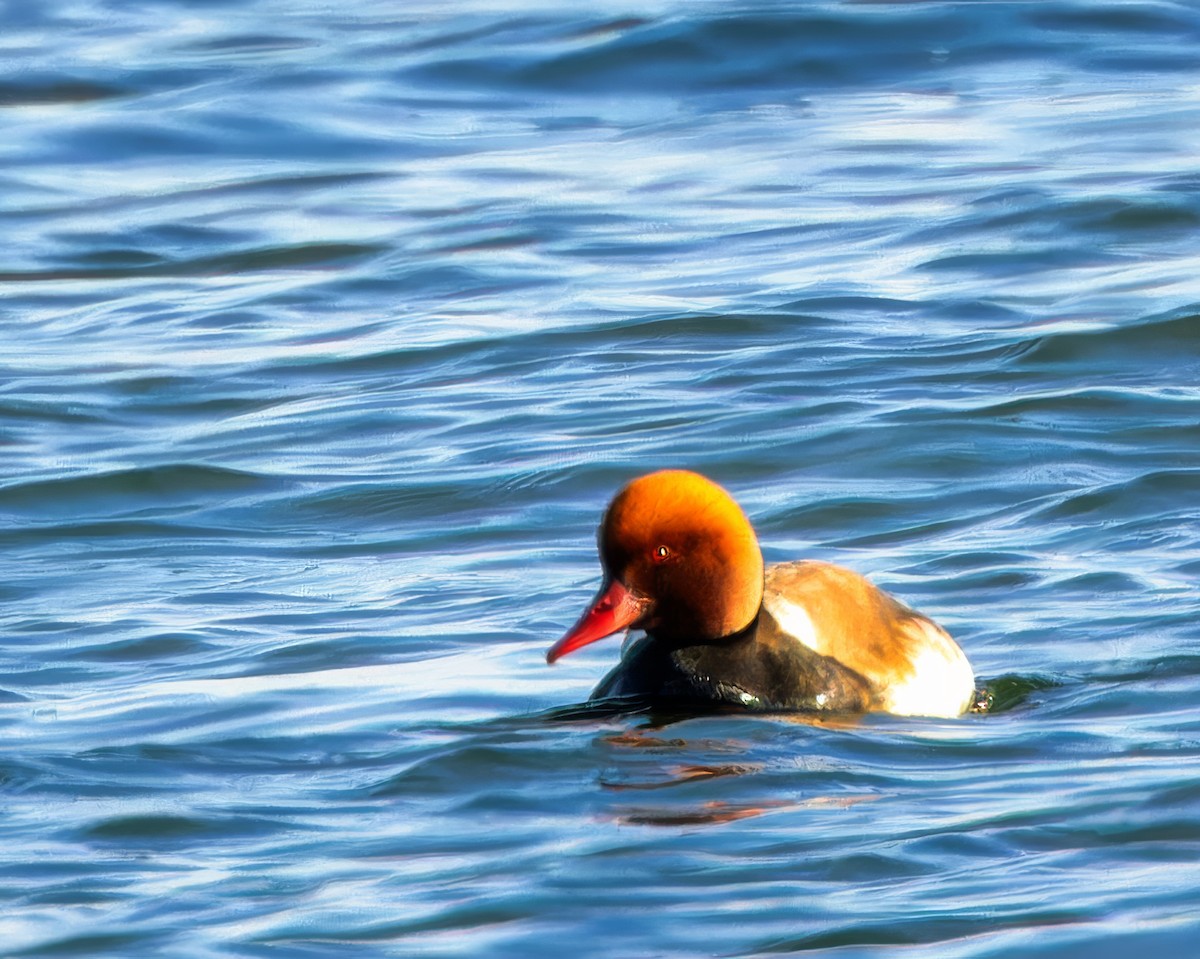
[594,724,879,827]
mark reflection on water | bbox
[3,0,1200,956]
[613,800,797,828]
[592,728,877,826]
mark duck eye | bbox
[653,545,671,562]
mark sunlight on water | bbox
[2,1,1199,956]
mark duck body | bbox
[591,587,876,712]
[592,560,972,716]
[547,471,975,719]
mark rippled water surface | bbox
[3,1,1200,956]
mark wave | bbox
[1013,309,1200,368]
[0,463,276,518]
[404,5,1199,97]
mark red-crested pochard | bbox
[547,470,975,718]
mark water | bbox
[3,1,1199,955]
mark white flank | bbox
[881,618,975,718]
[763,593,974,718]
[761,595,822,653]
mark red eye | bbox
[652,545,671,563]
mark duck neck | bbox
[647,607,763,650]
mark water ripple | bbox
[3,1,1200,956]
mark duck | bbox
[546,470,975,718]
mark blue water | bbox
[3,1,1200,956]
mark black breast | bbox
[589,613,875,712]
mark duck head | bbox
[546,470,764,663]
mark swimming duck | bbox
[546,470,974,717]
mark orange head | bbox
[546,470,765,662]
